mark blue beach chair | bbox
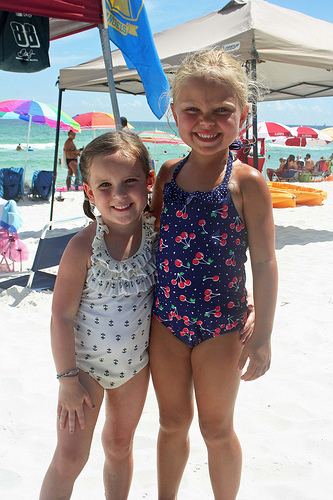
[0,167,24,201]
[28,170,53,200]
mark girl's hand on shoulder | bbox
[57,378,95,434]
[237,333,271,382]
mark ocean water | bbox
[0,119,332,189]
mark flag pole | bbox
[99,0,122,131]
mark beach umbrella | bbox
[272,129,331,157]
[241,122,293,139]
[272,136,331,147]
[0,100,80,132]
[321,127,333,140]
[138,130,186,145]
[258,122,293,138]
[72,111,119,139]
[289,126,331,140]
[0,99,81,182]
[72,111,116,130]
[138,129,186,160]
[289,127,332,155]
[0,111,29,121]
[72,112,135,130]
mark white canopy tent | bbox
[59,0,333,101]
[58,0,333,169]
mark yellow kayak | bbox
[267,182,327,207]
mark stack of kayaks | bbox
[267,182,327,208]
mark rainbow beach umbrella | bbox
[0,99,80,131]
[0,99,81,181]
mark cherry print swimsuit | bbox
[153,152,248,347]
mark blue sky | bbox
[1,0,333,125]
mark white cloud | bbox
[259,97,333,126]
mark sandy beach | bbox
[1,181,333,499]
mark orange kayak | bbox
[267,182,327,206]
[269,188,296,208]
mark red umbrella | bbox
[240,122,292,139]
[272,136,331,147]
[289,126,332,141]
[73,112,116,130]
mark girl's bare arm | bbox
[237,168,278,381]
[51,224,96,432]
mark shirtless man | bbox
[304,153,315,173]
[64,130,81,190]
[266,157,287,181]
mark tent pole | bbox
[251,59,259,170]
[99,1,121,130]
[23,114,32,185]
[49,88,63,222]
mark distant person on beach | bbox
[278,154,300,180]
[121,116,138,136]
[303,153,314,173]
[39,131,156,499]
[16,143,23,151]
[296,155,304,169]
[313,156,329,176]
[266,156,287,181]
[315,156,331,177]
[64,130,82,190]
[269,154,299,180]
[286,154,298,170]
[149,49,277,500]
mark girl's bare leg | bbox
[192,332,243,500]
[39,371,104,499]
[149,318,194,500]
[102,365,149,500]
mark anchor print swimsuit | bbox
[153,152,248,347]
[74,214,156,388]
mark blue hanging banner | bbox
[105,0,170,119]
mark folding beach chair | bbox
[0,216,88,291]
[0,167,24,201]
[275,169,300,182]
[28,170,53,200]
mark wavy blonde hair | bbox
[172,49,256,113]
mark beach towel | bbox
[0,198,22,233]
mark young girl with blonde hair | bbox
[150,49,278,499]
